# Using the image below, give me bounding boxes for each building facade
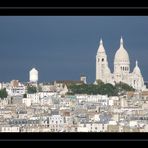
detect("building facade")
[95,37,146,90]
[29,68,38,83]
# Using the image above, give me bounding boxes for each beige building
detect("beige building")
[95,37,146,90]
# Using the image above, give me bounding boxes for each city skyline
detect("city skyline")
[0,16,148,83]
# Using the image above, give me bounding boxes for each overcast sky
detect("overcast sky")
[0,16,148,83]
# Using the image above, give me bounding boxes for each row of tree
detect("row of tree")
[67,81,135,96]
[0,81,135,99]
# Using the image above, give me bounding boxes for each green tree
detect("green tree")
[67,82,134,96]
[96,79,104,85]
[27,86,37,94]
[23,94,27,98]
[115,82,135,95]
[0,88,8,99]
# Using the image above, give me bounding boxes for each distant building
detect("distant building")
[10,80,19,87]
[53,80,84,86]
[29,68,38,83]
[1,126,20,132]
[80,74,87,84]
[6,80,25,96]
[95,37,146,90]
[48,115,64,132]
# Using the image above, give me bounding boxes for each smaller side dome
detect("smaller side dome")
[133,61,141,75]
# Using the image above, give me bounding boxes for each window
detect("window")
[102,58,104,62]
[98,58,99,62]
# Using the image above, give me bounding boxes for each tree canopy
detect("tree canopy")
[67,81,134,96]
[27,86,37,94]
[0,88,8,99]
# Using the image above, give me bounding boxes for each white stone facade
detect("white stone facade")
[77,123,108,132]
[1,126,20,132]
[48,115,65,132]
[29,68,38,83]
[96,37,146,90]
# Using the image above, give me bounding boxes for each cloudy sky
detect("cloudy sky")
[0,16,148,83]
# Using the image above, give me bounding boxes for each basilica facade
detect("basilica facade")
[95,37,146,91]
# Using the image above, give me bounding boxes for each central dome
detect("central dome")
[114,37,129,63]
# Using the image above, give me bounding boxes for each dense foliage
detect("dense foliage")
[23,94,27,98]
[67,81,134,96]
[27,86,37,94]
[0,88,8,99]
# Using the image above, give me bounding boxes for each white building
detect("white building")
[40,97,53,106]
[80,75,87,84]
[95,37,146,90]
[76,94,109,106]
[22,98,32,107]
[6,85,25,96]
[77,123,108,132]
[1,126,20,132]
[27,93,40,104]
[59,85,68,95]
[48,115,65,132]
[29,68,38,83]
[0,98,9,107]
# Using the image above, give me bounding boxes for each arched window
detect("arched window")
[98,58,99,62]
[102,58,104,62]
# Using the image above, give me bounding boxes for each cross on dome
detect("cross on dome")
[120,36,123,46]
[100,38,103,45]
[136,60,138,67]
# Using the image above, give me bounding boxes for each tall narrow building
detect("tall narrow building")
[96,39,112,83]
[29,68,38,83]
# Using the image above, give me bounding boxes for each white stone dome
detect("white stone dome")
[114,37,129,63]
[133,61,141,75]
